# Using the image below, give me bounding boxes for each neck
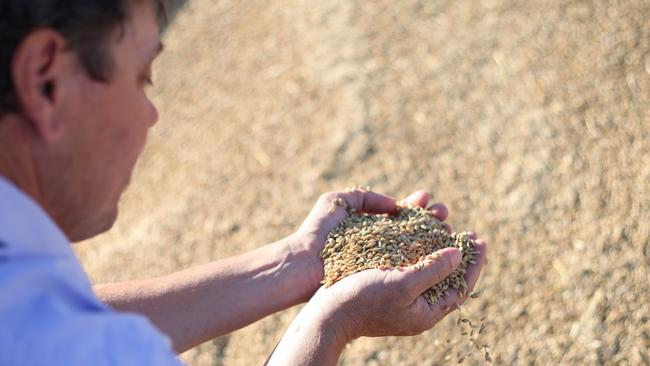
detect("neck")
[0,115,44,207]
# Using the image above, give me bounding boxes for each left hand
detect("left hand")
[289,189,451,293]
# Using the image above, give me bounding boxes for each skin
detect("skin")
[0,2,488,362]
[0,3,161,241]
[265,192,487,365]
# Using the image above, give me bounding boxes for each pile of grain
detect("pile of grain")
[321,202,478,304]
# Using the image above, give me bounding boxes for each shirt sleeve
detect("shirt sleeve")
[0,250,184,366]
[2,311,183,366]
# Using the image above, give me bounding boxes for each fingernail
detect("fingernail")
[424,192,432,205]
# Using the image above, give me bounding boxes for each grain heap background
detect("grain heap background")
[75,0,650,365]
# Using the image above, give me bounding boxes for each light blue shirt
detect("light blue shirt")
[0,177,183,366]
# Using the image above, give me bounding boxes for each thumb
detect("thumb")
[396,247,462,298]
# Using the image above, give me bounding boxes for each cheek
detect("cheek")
[108,96,152,165]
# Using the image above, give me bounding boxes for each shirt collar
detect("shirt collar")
[0,175,71,257]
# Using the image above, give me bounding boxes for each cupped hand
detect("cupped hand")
[290,189,451,290]
[309,235,487,342]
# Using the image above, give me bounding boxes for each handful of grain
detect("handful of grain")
[321,204,477,304]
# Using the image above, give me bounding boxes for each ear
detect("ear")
[11,29,72,143]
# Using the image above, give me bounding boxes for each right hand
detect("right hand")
[308,236,487,343]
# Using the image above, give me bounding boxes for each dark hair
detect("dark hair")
[0,0,166,116]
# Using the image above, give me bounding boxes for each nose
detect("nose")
[148,99,159,127]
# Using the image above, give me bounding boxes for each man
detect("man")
[0,0,487,365]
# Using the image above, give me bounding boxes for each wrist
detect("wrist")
[302,297,351,352]
[307,288,359,345]
[285,233,325,294]
[267,296,349,366]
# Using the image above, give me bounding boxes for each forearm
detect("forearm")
[265,299,348,366]
[94,234,321,353]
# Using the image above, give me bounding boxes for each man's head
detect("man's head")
[0,0,166,242]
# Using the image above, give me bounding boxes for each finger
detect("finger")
[427,202,448,222]
[396,247,462,297]
[305,191,397,237]
[401,190,431,208]
[463,238,487,294]
[467,231,478,240]
[429,289,464,321]
[336,190,397,214]
[427,238,486,318]
[442,222,453,234]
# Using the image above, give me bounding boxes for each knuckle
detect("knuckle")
[430,255,454,284]
[442,254,455,273]
[435,255,454,280]
[431,269,446,285]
